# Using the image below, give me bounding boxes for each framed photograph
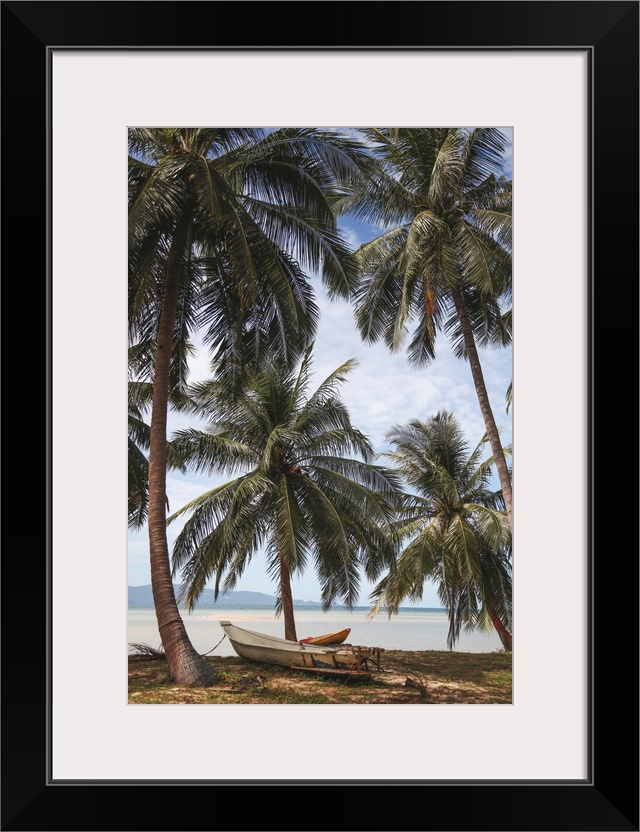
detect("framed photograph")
[3,1,637,830]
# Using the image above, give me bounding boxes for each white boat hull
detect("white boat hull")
[219,621,382,671]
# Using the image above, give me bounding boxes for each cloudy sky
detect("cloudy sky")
[128,130,513,608]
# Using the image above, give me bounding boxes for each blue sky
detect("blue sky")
[128,129,513,608]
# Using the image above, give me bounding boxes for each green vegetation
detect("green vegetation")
[128,650,512,705]
[341,128,513,529]
[128,128,367,686]
[128,127,513,689]
[167,346,403,642]
[371,410,512,650]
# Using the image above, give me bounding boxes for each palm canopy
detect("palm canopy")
[340,127,514,532]
[167,345,403,640]
[370,409,512,650]
[129,127,368,387]
[343,127,512,364]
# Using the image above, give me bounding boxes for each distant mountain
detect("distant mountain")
[128,584,321,609]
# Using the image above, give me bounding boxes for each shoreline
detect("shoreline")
[129,605,504,655]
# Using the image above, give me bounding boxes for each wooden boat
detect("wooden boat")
[299,627,351,646]
[219,620,383,672]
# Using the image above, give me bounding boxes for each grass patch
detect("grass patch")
[128,649,511,705]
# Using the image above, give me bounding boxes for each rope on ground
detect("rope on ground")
[201,634,227,656]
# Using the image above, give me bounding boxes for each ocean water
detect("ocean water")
[128,605,505,655]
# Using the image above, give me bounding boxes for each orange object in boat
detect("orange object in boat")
[299,627,351,646]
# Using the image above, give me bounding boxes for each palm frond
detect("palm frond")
[170,428,259,476]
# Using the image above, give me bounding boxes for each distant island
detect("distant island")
[128,584,322,609]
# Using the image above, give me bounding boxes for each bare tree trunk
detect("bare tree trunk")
[279,556,298,641]
[147,230,217,686]
[451,285,513,532]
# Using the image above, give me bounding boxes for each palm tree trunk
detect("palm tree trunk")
[451,285,513,532]
[279,556,298,641]
[147,230,217,686]
[487,604,512,652]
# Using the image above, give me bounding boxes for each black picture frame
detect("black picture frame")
[2,2,638,830]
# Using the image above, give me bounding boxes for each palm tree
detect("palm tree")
[167,347,402,641]
[341,128,513,531]
[370,410,512,651]
[128,127,368,684]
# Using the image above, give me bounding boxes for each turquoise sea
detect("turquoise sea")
[128,605,505,655]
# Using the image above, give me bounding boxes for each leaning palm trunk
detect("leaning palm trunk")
[147,233,217,686]
[451,285,513,532]
[279,556,297,642]
[487,603,512,651]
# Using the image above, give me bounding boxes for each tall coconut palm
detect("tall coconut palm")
[128,127,368,684]
[167,347,402,641]
[370,410,512,651]
[341,128,513,531]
